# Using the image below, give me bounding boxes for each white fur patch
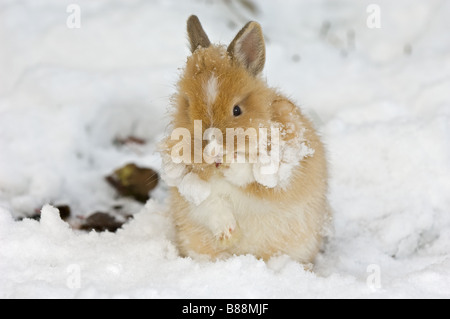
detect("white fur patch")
[204,75,218,108]
[224,163,255,187]
[189,192,236,240]
[178,172,211,206]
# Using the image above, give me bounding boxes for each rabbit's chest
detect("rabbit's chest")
[208,175,278,217]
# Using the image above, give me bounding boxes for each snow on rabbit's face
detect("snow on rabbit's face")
[166,16,275,170]
[173,46,274,168]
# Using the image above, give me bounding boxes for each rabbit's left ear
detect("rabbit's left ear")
[227,21,266,76]
[187,15,211,53]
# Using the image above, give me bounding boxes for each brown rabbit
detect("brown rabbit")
[160,15,331,264]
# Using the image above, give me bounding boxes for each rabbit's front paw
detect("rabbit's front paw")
[210,213,237,242]
[189,195,238,243]
[216,223,236,241]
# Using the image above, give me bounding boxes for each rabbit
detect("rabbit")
[160,15,331,264]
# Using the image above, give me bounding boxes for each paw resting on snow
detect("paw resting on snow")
[210,211,237,242]
[189,194,237,243]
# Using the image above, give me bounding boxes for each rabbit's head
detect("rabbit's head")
[170,15,278,174]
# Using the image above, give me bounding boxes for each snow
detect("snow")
[251,125,316,189]
[1,0,450,298]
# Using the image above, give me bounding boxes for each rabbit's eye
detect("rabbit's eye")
[233,105,242,117]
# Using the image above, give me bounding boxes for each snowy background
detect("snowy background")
[1,0,450,298]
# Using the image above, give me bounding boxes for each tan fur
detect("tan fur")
[162,16,331,264]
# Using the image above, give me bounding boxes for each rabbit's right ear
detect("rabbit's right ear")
[187,15,211,53]
[227,21,265,76]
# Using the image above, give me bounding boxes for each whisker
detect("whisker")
[144,171,161,187]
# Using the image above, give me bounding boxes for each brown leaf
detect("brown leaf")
[79,212,124,233]
[105,163,159,203]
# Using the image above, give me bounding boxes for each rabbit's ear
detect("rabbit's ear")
[187,15,211,53]
[228,21,265,76]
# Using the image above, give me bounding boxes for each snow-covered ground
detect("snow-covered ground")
[1,0,450,298]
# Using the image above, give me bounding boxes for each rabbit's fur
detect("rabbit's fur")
[161,16,331,263]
